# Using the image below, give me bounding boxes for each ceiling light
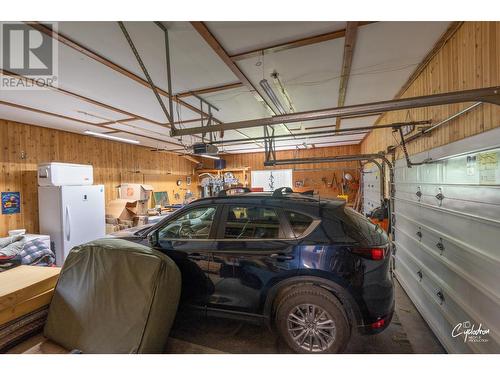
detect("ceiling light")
[199,154,221,160]
[259,79,287,115]
[84,130,140,144]
[271,71,296,113]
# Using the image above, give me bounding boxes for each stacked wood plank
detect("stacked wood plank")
[0,266,60,352]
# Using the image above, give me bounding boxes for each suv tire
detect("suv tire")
[275,285,350,353]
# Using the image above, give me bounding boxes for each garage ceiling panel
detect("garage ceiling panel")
[345,22,450,105]
[340,115,381,129]
[181,86,269,123]
[0,86,125,124]
[205,21,346,56]
[108,131,179,149]
[237,38,344,113]
[107,121,173,140]
[54,42,199,124]
[58,21,238,94]
[0,103,107,135]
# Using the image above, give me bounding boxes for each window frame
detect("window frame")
[283,210,321,239]
[216,204,295,241]
[155,204,221,242]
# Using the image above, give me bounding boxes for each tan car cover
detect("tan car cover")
[44,238,181,353]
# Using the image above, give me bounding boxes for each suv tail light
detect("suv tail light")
[371,318,386,329]
[350,246,388,260]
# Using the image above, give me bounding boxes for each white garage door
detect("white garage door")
[251,169,293,191]
[393,128,500,353]
[362,163,382,215]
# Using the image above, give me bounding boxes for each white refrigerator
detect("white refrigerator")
[38,185,105,266]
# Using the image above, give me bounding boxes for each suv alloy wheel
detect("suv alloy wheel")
[275,285,350,353]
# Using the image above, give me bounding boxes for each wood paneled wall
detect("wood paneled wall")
[361,21,500,158]
[224,145,361,198]
[0,120,195,236]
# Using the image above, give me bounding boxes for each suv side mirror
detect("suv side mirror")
[147,231,159,248]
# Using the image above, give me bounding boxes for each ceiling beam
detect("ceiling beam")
[118,21,173,127]
[25,22,261,148]
[0,69,192,131]
[171,86,500,136]
[287,113,384,131]
[24,22,223,125]
[208,121,429,145]
[171,137,360,153]
[229,21,375,62]
[190,22,258,93]
[0,100,100,126]
[190,21,294,139]
[106,116,206,126]
[335,22,359,130]
[181,154,201,164]
[175,82,244,98]
[98,117,136,126]
[0,100,182,147]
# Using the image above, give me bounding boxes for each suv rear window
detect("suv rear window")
[285,211,314,237]
[224,206,282,239]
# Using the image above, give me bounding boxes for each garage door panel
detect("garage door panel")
[395,226,500,333]
[393,139,500,353]
[396,197,500,257]
[395,211,500,296]
[396,243,500,353]
[395,254,469,353]
[395,182,500,222]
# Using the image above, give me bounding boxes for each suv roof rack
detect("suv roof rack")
[218,187,251,197]
[272,187,294,197]
[272,187,316,198]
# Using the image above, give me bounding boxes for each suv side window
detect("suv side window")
[285,211,314,237]
[158,206,216,240]
[224,206,283,239]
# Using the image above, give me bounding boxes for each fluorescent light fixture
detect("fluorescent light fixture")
[84,130,140,144]
[199,154,220,160]
[272,71,296,113]
[259,79,287,115]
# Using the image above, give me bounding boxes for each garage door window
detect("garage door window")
[158,206,216,240]
[224,206,282,239]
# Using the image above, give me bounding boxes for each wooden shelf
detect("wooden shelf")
[196,167,249,174]
[196,167,250,188]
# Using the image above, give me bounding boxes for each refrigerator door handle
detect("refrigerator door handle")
[65,205,71,241]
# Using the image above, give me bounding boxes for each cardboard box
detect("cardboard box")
[106,199,149,230]
[133,215,149,227]
[119,184,153,202]
[106,199,136,221]
[126,200,148,216]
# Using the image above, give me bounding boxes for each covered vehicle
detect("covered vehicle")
[44,238,181,353]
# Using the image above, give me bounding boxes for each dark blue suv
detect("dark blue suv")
[112,188,394,353]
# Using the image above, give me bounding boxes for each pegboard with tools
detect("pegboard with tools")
[293,168,360,201]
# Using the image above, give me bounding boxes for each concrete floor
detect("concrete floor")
[166,278,446,354]
[8,277,445,354]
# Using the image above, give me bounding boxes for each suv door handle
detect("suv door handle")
[188,253,205,260]
[269,253,294,261]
